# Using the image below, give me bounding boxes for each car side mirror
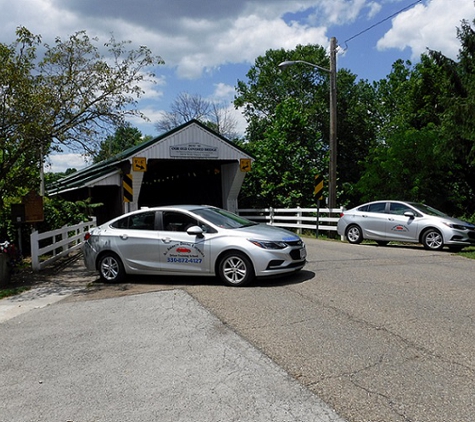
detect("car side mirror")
[187,225,204,237]
[404,211,415,218]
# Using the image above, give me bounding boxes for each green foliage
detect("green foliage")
[240,99,325,208]
[93,124,149,163]
[36,197,102,232]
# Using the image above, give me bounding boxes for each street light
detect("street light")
[278,37,337,209]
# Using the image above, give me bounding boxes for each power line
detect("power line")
[342,0,423,50]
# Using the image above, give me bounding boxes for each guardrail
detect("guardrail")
[30,218,96,271]
[237,207,343,234]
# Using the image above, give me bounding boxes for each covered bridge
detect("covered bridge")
[48,120,253,224]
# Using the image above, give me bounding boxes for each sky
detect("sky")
[1,0,474,172]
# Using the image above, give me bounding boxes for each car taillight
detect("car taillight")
[84,232,91,241]
[339,212,345,218]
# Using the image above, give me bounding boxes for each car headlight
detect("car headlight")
[248,239,288,249]
[442,222,468,230]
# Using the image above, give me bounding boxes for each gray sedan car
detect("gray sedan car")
[83,205,306,286]
[337,200,475,251]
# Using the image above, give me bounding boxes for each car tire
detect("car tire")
[218,252,254,287]
[346,225,363,244]
[99,253,126,283]
[422,229,444,250]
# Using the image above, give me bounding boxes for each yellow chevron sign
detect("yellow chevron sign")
[123,173,133,202]
[314,174,324,200]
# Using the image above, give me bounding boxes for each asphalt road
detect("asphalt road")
[180,239,475,422]
[2,238,474,421]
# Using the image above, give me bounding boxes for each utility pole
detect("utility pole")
[328,36,337,210]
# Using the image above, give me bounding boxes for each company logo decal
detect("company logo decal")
[176,247,191,253]
[391,225,409,232]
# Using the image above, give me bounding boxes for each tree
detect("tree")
[234,44,378,207]
[357,17,475,216]
[428,18,475,214]
[0,27,163,208]
[93,124,152,163]
[155,92,239,139]
[240,98,326,208]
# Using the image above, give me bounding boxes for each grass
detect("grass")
[0,286,31,300]
[457,246,475,259]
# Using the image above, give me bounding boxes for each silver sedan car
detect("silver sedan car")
[337,200,475,251]
[83,205,306,286]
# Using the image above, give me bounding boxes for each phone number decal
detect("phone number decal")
[167,257,203,264]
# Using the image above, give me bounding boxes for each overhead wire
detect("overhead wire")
[342,0,423,50]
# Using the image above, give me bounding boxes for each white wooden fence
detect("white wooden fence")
[237,207,343,234]
[30,218,96,271]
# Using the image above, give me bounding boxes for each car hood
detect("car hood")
[236,223,302,242]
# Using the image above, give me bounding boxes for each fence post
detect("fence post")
[269,207,274,225]
[30,230,40,271]
[296,207,302,235]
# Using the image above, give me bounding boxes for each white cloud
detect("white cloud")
[46,153,89,173]
[366,1,382,20]
[212,83,236,101]
[377,0,475,60]
[316,0,367,25]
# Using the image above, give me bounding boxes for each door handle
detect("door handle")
[120,234,128,240]
[161,237,171,243]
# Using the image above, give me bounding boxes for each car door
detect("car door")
[158,211,211,274]
[110,211,161,272]
[358,202,388,240]
[385,202,419,241]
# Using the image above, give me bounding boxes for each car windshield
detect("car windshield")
[192,207,257,229]
[410,203,448,217]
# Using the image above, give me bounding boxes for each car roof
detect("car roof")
[103,205,215,225]
[147,204,215,212]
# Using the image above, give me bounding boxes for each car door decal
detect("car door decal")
[164,241,205,264]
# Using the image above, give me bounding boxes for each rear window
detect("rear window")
[358,203,386,213]
[111,211,156,230]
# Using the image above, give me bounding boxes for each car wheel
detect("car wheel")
[218,252,254,287]
[422,229,444,250]
[376,241,389,246]
[346,225,363,244]
[99,253,126,283]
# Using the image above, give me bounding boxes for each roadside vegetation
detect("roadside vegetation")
[458,246,475,259]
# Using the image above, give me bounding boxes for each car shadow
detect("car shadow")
[253,270,315,287]
[89,269,315,290]
[363,242,458,252]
